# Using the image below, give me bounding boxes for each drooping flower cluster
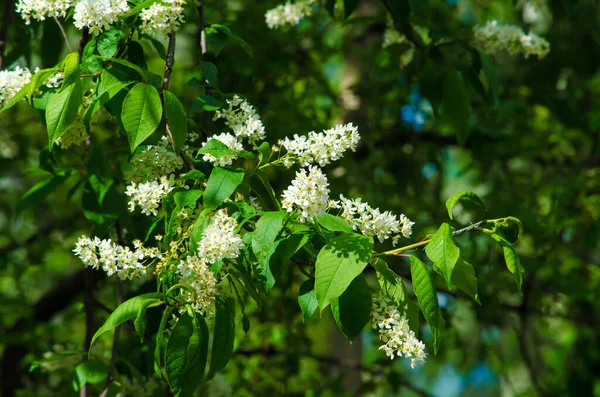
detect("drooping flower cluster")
[125,136,184,183]
[279,123,360,167]
[213,95,266,145]
[176,254,218,315]
[73,236,161,279]
[335,195,414,245]
[265,0,316,29]
[0,67,32,107]
[201,132,244,167]
[282,166,330,223]
[16,0,74,25]
[73,0,130,36]
[371,293,426,368]
[473,20,550,59]
[139,0,186,37]
[55,115,88,148]
[125,176,174,216]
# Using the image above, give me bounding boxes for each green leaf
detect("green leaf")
[261,233,308,293]
[75,360,108,388]
[205,27,229,57]
[87,141,113,205]
[174,190,203,210]
[317,213,353,233]
[179,313,209,396]
[256,141,271,167]
[315,233,374,310]
[122,82,163,152]
[442,69,472,145]
[331,273,371,341]
[97,27,125,58]
[178,170,206,183]
[61,52,80,88]
[489,233,524,294]
[445,190,486,220]
[155,306,173,380]
[17,173,70,213]
[46,80,83,148]
[425,223,460,289]
[448,258,480,304]
[192,95,222,111]
[298,279,318,322]
[164,90,188,154]
[27,68,60,101]
[197,139,237,158]
[121,0,156,18]
[212,24,253,57]
[90,293,164,350]
[134,298,164,342]
[372,258,406,306]
[201,61,218,85]
[206,296,236,381]
[92,56,148,80]
[343,0,360,18]
[203,167,245,210]
[252,211,286,267]
[410,255,445,354]
[0,81,29,113]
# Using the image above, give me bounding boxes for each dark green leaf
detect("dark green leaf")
[442,69,472,145]
[343,0,360,18]
[134,298,164,341]
[425,223,460,289]
[372,258,406,306]
[122,82,163,152]
[331,273,371,341]
[212,24,253,57]
[203,167,245,209]
[445,190,486,220]
[164,90,188,154]
[46,80,83,148]
[178,313,209,396]
[315,233,374,310]
[205,27,228,57]
[201,61,218,85]
[75,360,108,388]
[87,141,113,205]
[410,255,445,353]
[17,173,70,213]
[192,95,222,111]
[206,296,236,381]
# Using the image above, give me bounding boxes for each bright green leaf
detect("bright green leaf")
[122,82,163,152]
[298,279,318,322]
[448,258,480,304]
[174,190,203,210]
[203,167,244,209]
[97,28,125,58]
[75,360,108,388]
[61,52,80,88]
[372,258,407,306]
[425,223,460,289]
[164,90,188,154]
[489,233,524,294]
[46,80,83,148]
[317,213,353,233]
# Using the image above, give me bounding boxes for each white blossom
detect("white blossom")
[213,95,266,145]
[73,235,161,279]
[473,20,550,59]
[201,132,243,167]
[371,293,426,368]
[139,0,186,37]
[73,0,130,36]
[16,0,74,25]
[280,123,360,167]
[265,0,316,29]
[125,136,184,183]
[176,254,218,315]
[197,209,244,264]
[338,195,414,245]
[125,176,174,216]
[0,67,32,107]
[281,166,329,223]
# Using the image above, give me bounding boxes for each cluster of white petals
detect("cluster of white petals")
[371,293,426,368]
[265,0,316,29]
[74,236,161,279]
[56,115,88,148]
[73,0,130,36]
[125,176,174,216]
[282,166,330,222]
[16,0,74,24]
[176,254,218,315]
[125,136,184,183]
[0,67,32,107]
[197,209,245,264]
[213,95,266,145]
[335,195,414,245]
[201,132,244,167]
[280,123,360,167]
[139,0,186,37]
[473,20,550,59]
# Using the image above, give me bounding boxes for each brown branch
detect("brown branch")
[0,0,12,69]
[53,16,73,53]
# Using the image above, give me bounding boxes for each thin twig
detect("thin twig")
[0,0,12,69]
[53,16,73,53]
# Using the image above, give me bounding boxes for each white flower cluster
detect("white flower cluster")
[16,0,74,25]
[139,0,186,37]
[335,195,414,245]
[371,293,426,368]
[282,166,330,223]
[73,0,130,36]
[213,95,266,145]
[197,209,245,264]
[473,20,550,59]
[0,67,32,107]
[265,0,316,29]
[73,236,161,279]
[56,115,88,148]
[279,123,360,167]
[176,254,218,315]
[125,136,184,183]
[201,132,243,167]
[125,176,174,216]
